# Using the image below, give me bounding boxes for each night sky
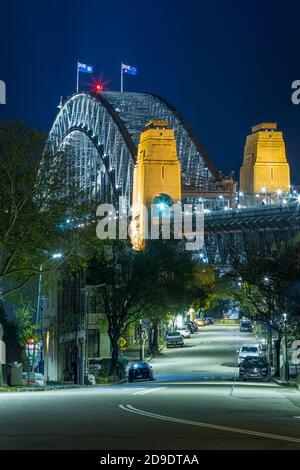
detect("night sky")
[1,0,300,182]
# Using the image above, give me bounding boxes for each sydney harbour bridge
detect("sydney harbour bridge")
[47,90,234,204]
[47,90,300,261]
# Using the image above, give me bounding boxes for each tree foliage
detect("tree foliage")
[84,238,210,375]
[0,121,94,297]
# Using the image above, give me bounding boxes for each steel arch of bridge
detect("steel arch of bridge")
[47,91,219,203]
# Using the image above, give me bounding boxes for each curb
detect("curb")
[0,384,85,393]
[272,378,299,389]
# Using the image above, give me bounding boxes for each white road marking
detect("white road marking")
[119,404,300,444]
[134,387,166,396]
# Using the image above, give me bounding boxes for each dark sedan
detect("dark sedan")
[128,362,154,382]
[239,356,271,381]
[240,321,253,332]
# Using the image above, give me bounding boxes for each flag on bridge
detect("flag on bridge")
[121,63,137,75]
[76,61,94,92]
[78,62,94,73]
[121,63,137,92]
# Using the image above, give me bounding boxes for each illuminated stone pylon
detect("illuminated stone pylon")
[239,123,290,204]
[131,120,181,250]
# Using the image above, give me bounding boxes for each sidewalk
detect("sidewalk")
[122,343,152,363]
[272,377,300,389]
[0,383,83,393]
[122,342,165,364]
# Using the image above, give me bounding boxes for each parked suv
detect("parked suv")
[239,357,271,381]
[177,327,191,338]
[166,331,184,348]
[240,321,253,333]
[237,343,264,365]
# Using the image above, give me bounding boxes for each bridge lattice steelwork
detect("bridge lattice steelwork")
[47,91,220,203]
[204,203,300,264]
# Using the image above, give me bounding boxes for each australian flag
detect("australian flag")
[122,63,137,75]
[78,62,94,73]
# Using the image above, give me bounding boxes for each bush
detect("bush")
[96,358,128,383]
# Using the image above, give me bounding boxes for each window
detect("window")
[161,165,165,182]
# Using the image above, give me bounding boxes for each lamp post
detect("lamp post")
[36,253,62,378]
[283,313,289,383]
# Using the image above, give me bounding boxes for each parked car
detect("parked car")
[239,356,271,381]
[22,372,46,387]
[190,321,199,332]
[166,331,184,348]
[185,323,194,334]
[240,321,253,333]
[237,343,264,365]
[228,312,239,320]
[204,317,214,325]
[177,327,191,338]
[128,362,153,382]
[198,319,206,327]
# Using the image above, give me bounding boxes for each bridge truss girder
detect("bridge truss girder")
[47,91,220,205]
[204,204,300,264]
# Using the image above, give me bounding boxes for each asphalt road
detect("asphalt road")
[0,326,300,450]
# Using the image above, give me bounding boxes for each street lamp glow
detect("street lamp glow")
[261,187,267,193]
[52,253,62,259]
[276,189,282,195]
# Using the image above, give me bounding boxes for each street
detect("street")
[0,327,300,450]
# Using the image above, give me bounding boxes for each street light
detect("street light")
[283,313,289,383]
[52,253,63,259]
[36,252,63,377]
[36,252,63,325]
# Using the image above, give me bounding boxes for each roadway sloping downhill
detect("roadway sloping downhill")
[0,326,299,450]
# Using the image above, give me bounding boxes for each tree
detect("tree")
[227,241,300,375]
[0,297,19,386]
[85,238,208,377]
[15,303,41,378]
[0,121,93,297]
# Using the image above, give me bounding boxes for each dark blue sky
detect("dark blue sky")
[1,0,300,182]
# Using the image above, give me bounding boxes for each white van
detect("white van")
[237,343,264,365]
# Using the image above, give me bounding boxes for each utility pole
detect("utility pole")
[283,314,289,382]
[139,320,143,361]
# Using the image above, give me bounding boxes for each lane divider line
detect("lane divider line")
[134,387,166,396]
[119,404,300,444]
